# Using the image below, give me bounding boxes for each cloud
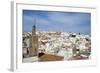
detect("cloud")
[23,14,51,32]
[23,10,91,35]
[37,18,50,25]
[46,12,90,26]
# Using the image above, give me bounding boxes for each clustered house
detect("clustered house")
[22,20,91,62]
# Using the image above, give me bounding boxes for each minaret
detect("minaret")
[30,19,38,57]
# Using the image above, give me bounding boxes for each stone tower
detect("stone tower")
[30,20,38,57]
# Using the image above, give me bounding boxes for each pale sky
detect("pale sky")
[23,10,91,35]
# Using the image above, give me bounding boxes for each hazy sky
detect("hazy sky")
[23,10,91,35]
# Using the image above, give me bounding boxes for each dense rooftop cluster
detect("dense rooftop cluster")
[23,32,91,61]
